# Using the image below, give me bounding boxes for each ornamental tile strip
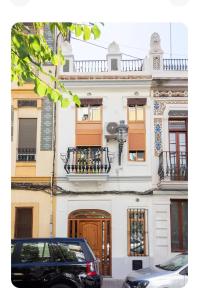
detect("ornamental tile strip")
[40,98,53,151]
[154,118,163,156]
[154,99,188,115]
[154,100,166,115]
[152,89,188,98]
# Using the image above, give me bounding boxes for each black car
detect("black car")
[11,238,102,288]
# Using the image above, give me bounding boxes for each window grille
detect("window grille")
[128,209,148,256]
[18,100,37,108]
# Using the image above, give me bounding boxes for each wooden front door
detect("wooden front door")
[68,210,111,276]
[15,207,33,238]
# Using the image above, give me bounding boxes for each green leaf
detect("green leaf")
[73,94,81,106]
[51,54,59,65]
[61,98,70,108]
[75,24,82,37]
[34,79,47,97]
[30,37,41,52]
[50,89,60,102]
[83,25,91,40]
[91,25,101,39]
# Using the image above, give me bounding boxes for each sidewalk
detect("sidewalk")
[102,278,124,288]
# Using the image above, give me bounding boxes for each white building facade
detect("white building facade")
[55,33,188,279]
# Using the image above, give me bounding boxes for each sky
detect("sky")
[70,23,187,60]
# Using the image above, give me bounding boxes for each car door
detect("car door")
[12,241,57,288]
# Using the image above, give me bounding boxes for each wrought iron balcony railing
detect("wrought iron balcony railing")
[158,151,188,181]
[16,148,36,161]
[63,147,111,174]
[163,59,188,71]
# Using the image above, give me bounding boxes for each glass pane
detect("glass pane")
[90,106,101,121]
[129,107,136,121]
[136,106,144,121]
[137,151,145,161]
[130,221,144,255]
[179,133,186,153]
[169,133,176,152]
[77,107,89,121]
[171,202,180,251]
[129,151,136,161]
[20,242,50,263]
[58,243,86,262]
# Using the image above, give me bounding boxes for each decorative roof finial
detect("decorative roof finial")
[149,32,163,54]
[108,41,121,54]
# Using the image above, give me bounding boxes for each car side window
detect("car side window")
[180,266,188,276]
[20,242,51,263]
[58,243,86,262]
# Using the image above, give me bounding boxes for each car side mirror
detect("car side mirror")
[180,267,188,276]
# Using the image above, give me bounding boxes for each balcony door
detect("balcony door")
[68,209,111,276]
[169,119,188,180]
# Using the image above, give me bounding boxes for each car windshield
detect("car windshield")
[156,254,188,271]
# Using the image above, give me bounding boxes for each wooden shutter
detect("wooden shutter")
[18,118,37,148]
[15,208,33,238]
[127,98,147,106]
[80,98,102,106]
[76,122,102,146]
[76,134,101,146]
[129,132,145,151]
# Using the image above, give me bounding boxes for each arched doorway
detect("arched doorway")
[68,209,111,276]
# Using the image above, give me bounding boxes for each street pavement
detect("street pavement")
[102,278,124,288]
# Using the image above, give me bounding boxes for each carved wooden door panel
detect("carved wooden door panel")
[79,221,102,263]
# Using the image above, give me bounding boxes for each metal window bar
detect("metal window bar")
[17,148,36,161]
[129,209,147,256]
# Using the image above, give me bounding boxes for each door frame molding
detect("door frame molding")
[68,209,112,276]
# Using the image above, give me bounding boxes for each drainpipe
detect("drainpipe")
[51,28,71,237]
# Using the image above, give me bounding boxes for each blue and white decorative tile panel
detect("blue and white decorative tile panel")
[154,118,163,156]
[154,100,166,115]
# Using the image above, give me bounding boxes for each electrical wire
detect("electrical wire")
[71,36,187,59]
[71,37,142,59]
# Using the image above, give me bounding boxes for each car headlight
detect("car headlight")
[127,280,149,288]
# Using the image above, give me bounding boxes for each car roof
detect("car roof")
[12,238,87,243]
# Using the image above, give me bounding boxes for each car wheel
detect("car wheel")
[51,284,70,288]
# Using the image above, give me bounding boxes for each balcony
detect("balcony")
[72,59,144,73]
[16,148,36,161]
[163,59,188,71]
[62,147,111,180]
[158,151,188,190]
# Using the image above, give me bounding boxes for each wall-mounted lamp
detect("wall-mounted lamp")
[116,120,128,165]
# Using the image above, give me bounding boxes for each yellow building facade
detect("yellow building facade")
[11,83,56,238]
